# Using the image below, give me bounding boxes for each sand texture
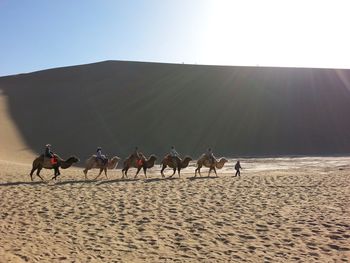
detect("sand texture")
[1,61,350,262]
[1,157,349,262]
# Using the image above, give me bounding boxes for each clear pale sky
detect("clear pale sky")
[1,0,349,76]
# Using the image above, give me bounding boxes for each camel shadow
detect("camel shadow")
[0,177,139,187]
[0,181,46,186]
[188,176,218,181]
[54,179,98,186]
[96,178,139,185]
[144,177,179,183]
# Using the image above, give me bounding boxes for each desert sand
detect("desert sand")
[1,61,350,262]
[0,157,349,262]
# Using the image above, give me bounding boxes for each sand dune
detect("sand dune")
[0,93,34,162]
[0,158,349,262]
[1,61,350,164]
[1,61,350,262]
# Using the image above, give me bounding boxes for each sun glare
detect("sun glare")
[198,0,350,68]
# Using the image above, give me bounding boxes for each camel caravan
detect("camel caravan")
[29,145,234,181]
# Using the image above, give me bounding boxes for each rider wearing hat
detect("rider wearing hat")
[45,144,54,158]
[96,147,108,165]
[170,146,180,168]
[44,144,59,174]
[132,147,143,166]
[206,147,215,164]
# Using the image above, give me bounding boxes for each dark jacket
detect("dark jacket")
[45,147,54,158]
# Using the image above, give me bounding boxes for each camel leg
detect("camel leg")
[94,168,103,180]
[52,167,61,180]
[104,168,108,179]
[169,167,176,178]
[213,167,217,177]
[36,166,44,181]
[208,167,211,177]
[177,167,181,178]
[160,165,166,178]
[135,167,142,179]
[195,166,202,177]
[30,167,37,181]
[121,167,129,178]
[143,167,147,178]
[52,169,56,180]
[83,168,88,180]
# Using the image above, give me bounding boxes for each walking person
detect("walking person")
[234,160,242,177]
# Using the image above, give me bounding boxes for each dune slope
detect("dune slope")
[1,61,350,162]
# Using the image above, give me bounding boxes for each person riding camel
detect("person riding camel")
[206,148,215,165]
[170,146,180,168]
[44,144,59,175]
[96,147,108,165]
[45,144,54,158]
[132,147,143,166]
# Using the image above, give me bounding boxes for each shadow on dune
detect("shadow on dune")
[1,60,350,162]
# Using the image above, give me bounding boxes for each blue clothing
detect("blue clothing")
[45,147,54,158]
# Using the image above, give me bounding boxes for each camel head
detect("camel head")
[60,156,79,169]
[219,157,228,164]
[216,157,228,169]
[179,156,192,168]
[108,156,121,169]
[148,154,157,161]
[183,156,193,162]
[182,156,193,165]
[67,156,80,163]
[110,156,121,162]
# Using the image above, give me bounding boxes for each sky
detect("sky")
[1,0,350,76]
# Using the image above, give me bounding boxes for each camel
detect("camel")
[122,153,157,178]
[30,154,79,181]
[195,155,228,177]
[83,156,120,180]
[160,155,192,178]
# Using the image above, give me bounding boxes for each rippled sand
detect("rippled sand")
[0,157,349,262]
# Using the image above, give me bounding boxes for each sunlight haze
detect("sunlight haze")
[1,0,349,76]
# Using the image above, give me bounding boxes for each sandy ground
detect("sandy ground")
[0,157,349,262]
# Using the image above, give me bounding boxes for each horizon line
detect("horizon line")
[2,59,350,78]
